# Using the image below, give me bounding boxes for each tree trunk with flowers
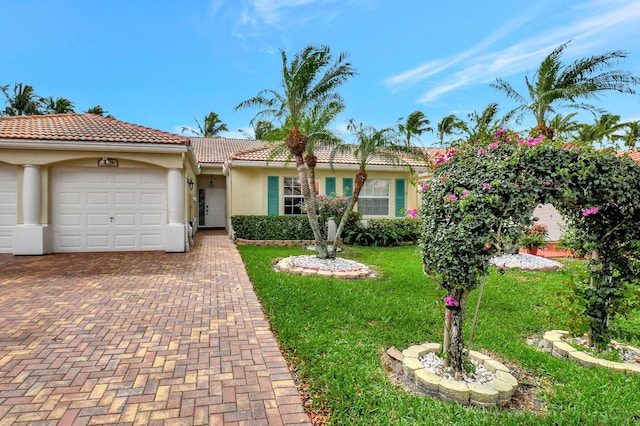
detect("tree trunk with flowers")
[443,290,468,372]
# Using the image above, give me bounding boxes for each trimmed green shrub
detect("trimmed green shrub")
[231,215,314,240]
[343,218,420,246]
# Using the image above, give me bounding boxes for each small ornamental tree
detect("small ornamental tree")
[421,129,640,374]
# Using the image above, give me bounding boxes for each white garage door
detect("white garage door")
[52,167,167,252]
[0,165,17,253]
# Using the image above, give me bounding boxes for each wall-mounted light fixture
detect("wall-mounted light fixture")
[187,177,195,190]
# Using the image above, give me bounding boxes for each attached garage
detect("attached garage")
[0,164,17,253]
[52,167,167,252]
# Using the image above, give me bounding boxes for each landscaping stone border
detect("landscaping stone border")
[401,343,518,406]
[235,238,317,247]
[274,256,373,279]
[541,330,640,376]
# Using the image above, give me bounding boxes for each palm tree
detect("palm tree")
[1,82,42,116]
[460,103,511,143]
[437,114,466,145]
[235,44,356,259]
[548,113,582,141]
[491,41,640,139]
[44,96,75,114]
[329,120,430,255]
[182,112,228,137]
[85,105,114,118]
[577,114,626,147]
[239,120,276,140]
[618,121,640,148]
[397,111,433,145]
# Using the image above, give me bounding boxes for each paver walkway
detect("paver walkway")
[0,230,310,425]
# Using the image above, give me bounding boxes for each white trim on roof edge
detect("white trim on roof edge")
[0,140,189,153]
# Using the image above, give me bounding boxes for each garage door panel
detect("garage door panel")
[114,192,136,206]
[53,168,167,252]
[87,234,110,250]
[115,214,136,226]
[56,235,83,251]
[87,214,110,226]
[114,234,136,249]
[0,165,17,253]
[141,234,163,247]
[141,213,163,226]
[58,213,83,227]
[87,192,110,206]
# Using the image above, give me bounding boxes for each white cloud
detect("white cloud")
[387,0,640,104]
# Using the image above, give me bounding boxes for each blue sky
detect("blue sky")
[2,0,639,145]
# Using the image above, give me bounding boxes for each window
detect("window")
[283,177,303,215]
[283,177,319,215]
[358,179,389,216]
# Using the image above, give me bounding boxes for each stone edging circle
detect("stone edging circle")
[274,256,373,279]
[541,330,640,375]
[401,343,518,406]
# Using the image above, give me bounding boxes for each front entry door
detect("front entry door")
[199,188,226,228]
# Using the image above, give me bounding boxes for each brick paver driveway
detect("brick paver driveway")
[0,231,310,425]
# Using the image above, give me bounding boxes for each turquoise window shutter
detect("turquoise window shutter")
[325,177,336,195]
[395,179,406,217]
[342,178,353,198]
[267,176,279,216]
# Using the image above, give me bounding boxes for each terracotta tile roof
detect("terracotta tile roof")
[230,143,434,168]
[190,137,269,164]
[0,114,189,145]
[618,149,640,163]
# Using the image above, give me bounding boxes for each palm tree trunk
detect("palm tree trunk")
[295,157,328,258]
[332,170,367,256]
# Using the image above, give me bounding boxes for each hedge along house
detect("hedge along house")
[0,114,198,255]
[189,138,431,234]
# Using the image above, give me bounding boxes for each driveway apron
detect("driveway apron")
[0,230,310,425]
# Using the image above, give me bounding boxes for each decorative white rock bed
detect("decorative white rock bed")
[540,330,640,375]
[274,255,374,279]
[401,343,518,406]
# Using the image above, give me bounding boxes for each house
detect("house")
[0,114,198,255]
[0,114,428,255]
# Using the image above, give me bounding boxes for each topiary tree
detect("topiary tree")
[420,129,640,374]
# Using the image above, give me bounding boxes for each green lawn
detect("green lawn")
[238,245,640,425]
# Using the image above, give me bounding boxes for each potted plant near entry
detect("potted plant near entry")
[520,224,548,255]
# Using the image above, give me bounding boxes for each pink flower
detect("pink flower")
[460,190,470,200]
[444,295,459,307]
[544,181,551,186]
[477,148,487,155]
[482,182,491,189]
[421,182,429,191]
[445,194,458,203]
[582,207,599,217]
[406,209,418,218]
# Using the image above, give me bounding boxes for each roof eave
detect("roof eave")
[0,139,189,153]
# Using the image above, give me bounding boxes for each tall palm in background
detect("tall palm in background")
[239,120,275,140]
[619,121,640,148]
[461,103,510,143]
[492,41,640,139]
[44,97,75,114]
[577,114,626,147]
[182,112,228,137]
[329,120,429,255]
[397,111,432,145]
[437,114,466,146]
[548,113,582,141]
[235,44,356,259]
[1,82,42,116]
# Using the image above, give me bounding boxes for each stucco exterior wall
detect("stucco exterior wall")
[227,164,420,218]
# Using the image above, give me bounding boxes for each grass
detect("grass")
[238,245,640,425]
